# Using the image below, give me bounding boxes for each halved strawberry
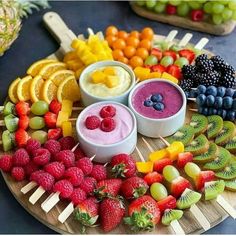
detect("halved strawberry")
[144,172,163,185]
[177,152,193,168]
[44,112,57,128]
[170,176,191,198]
[18,115,29,130]
[178,49,195,64]
[150,48,163,61]
[153,158,173,173]
[49,99,61,115]
[151,64,166,74]
[157,195,176,214]
[15,129,29,147]
[15,101,30,116]
[195,170,215,191]
[48,128,62,140]
[166,65,181,80]
[163,50,177,61]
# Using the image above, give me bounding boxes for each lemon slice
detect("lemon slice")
[17,75,33,101]
[8,77,21,103]
[57,76,80,102]
[49,69,75,86]
[39,62,67,80]
[27,59,58,77]
[42,80,58,104]
[30,75,44,102]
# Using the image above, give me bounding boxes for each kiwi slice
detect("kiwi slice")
[207,115,223,139]
[176,188,201,210]
[161,209,183,226]
[2,130,14,152]
[224,179,236,191]
[215,121,236,146]
[3,102,15,116]
[185,134,209,156]
[166,125,195,146]
[203,147,231,171]
[4,114,19,132]
[215,162,236,180]
[189,113,208,136]
[193,143,218,163]
[204,180,225,200]
[225,136,236,154]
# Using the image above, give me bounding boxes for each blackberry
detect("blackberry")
[198,71,220,87]
[221,64,235,74]
[220,72,236,88]
[179,79,194,92]
[182,65,196,79]
[195,54,214,72]
[210,55,226,71]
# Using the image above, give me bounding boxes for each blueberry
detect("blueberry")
[153,102,165,111]
[217,109,227,119]
[223,96,233,110]
[151,94,163,102]
[217,86,226,97]
[198,106,203,114]
[206,86,217,96]
[197,85,206,95]
[208,107,217,115]
[202,107,209,116]
[225,88,235,97]
[233,91,236,98]
[196,94,206,106]
[189,89,198,98]
[206,95,215,107]
[226,110,236,121]
[144,100,154,107]
[185,91,189,98]
[214,96,223,109]
[233,99,236,111]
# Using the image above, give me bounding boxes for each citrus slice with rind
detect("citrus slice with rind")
[39,62,67,80]
[27,59,58,77]
[49,69,75,86]
[42,80,58,104]
[57,76,80,102]
[17,75,33,101]
[30,75,44,102]
[8,77,21,103]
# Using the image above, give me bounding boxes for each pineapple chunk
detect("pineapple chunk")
[62,121,73,137]
[134,67,150,81]
[56,111,69,127]
[71,39,85,49]
[103,67,116,76]
[61,100,73,117]
[106,75,119,88]
[161,72,178,84]
[91,70,106,84]
[148,72,162,79]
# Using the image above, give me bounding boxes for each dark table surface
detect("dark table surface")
[0,1,236,234]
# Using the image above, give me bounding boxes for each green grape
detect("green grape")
[212,2,225,14]
[184,163,201,179]
[146,0,156,9]
[203,2,212,14]
[163,165,180,182]
[31,130,48,144]
[222,8,233,21]
[221,0,230,5]
[174,57,189,67]
[212,14,223,24]
[170,44,181,52]
[233,10,236,20]
[159,0,168,2]
[169,0,181,6]
[229,0,236,10]
[188,1,202,10]
[31,101,49,116]
[136,1,145,6]
[29,116,45,130]
[144,55,158,66]
[197,0,207,3]
[177,3,190,16]
[154,2,166,13]
[150,183,168,201]
[160,56,174,67]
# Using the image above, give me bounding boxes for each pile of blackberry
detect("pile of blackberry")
[180,54,236,92]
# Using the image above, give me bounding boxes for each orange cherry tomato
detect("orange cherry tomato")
[135,47,149,60]
[117,30,129,40]
[129,56,144,69]
[112,49,124,60]
[126,36,140,48]
[124,46,136,59]
[139,39,151,51]
[112,38,126,50]
[130,30,140,39]
[118,56,129,64]
[140,27,154,40]
[106,26,118,36]
[106,35,117,47]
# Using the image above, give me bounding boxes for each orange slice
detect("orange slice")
[39,62,67,80]
[30,75,44,102]
[17,75,33,101]
[42,80,58,104]
[49,69,75,86]
[8,77,21,103]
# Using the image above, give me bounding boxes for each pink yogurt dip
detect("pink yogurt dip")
[78,103,133,145]
[131,81,183,119]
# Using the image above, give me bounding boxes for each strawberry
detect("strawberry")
[15,129,29,147]
[111,153,136,178]
[179,49,195,64]
[124,195,161,231]
[144,172,163,185]
[99,196,125,232]
[120,176,148,199]
[166,65,181,80]
[166,4,177,15]
[151,64,166,73]
[15,101,30,116]
[177,152,193,168]
[163,50,177,61]
[18,115,29,130]
[48,128,62,140]
[157,195,176,214]
[44,112,57,128]
[195,170,215,191]
[150,48,162,61]
[191,9,204,22]
[49,99,61,115]
[153,158,173,173]
[170,176,191,198]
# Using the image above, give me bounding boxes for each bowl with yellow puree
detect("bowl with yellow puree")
[79,60,135,106]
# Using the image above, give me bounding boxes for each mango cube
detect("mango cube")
[134,67,150,81]
[62,121,73,137]
[63,51,78,62]
[103,67,116,76]
[91,71,106,84]
[56,111,69,128]
[75,66,86,79]
[136,161,153,174]
[71,39,85,49]
[61,99,73,117]
[161,72,178,84]
[149,149,169,162]
[106,75,119,88]
[166,141,184,161]
[148,72,162,79]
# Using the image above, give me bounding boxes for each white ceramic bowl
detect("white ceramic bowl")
[76,101,137,163]
[128,79,186,138]
[79,60,136,107]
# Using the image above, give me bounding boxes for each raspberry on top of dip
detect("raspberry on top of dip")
[131,81,183,119]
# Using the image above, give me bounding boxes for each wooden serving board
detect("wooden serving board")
[130,2,236,36]
[1,11,236,235]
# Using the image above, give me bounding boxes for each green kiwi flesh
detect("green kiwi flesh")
[215,162,236,180]
[193,143,218,163]
[3,102,15,116]
[161,209,183,226]
[225,136,236,154]
[189,114,208,136]
[4,114,19,132]
[207,115,223,139]
[224,179,236,191]
[204,180,225,200]
[2,130,14,152]
[215,121,235,146]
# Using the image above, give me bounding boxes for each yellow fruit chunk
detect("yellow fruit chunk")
[30,75,44,103]
[75,66,86,79]
[161,72,178,84]
[63,51,78,62]
[8,77,21,103]
[103,67,116,76]
[91,71,106,84]
[61,99,73,117]
[66,59,84,71]
[56,111,69,127]
[17,75,33,101]
[71,39,86,49]
[49,69,75,86]
[42,80,58,104]
[134,67,150,81]
[27,59,58,77]
[136,161,154,174]
[39,62,66,80]
[149,149,169,162]
[57,76,80,103]
[166,141,184,161]
[148,72,162,79]
[106,75,119,88]
[62,121,73,137]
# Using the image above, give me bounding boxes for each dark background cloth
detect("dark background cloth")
[0,1,235,234]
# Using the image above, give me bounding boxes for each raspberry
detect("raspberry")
[0,155,13,172]
[79,177,97,195]
[13,148,30,167]
[36,172,55,191]
[24,161,39,176]
[74,147,86,160]
[30,170,45,182]
[44,162,65,180]
[55,150,75,168]
[90,164,107,181]
[59,136,76,150]
[100,105,116,118]
[26,139,41,155]
[11,167,25,181]
[53,179,74,198]
[64,167,84,186]
[44,140,61,156]
[100,118,116,132]
[70,188,87,205]
[33,148,51,166]
[76,157,93,176]
[85,116,100,130]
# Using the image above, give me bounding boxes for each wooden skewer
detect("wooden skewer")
[165,30,178,42]
[188,98,197,102]
[178,33,193,47]
[194,37,209,50]
[141,137,154,152]
[189,109,198,112]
